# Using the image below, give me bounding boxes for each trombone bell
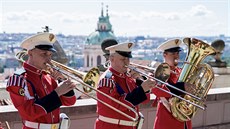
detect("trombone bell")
[82,67,100,93]
[50,60,100,93]
[154,63,171,82]
[129,62,171,82]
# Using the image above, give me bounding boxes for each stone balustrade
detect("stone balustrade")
[0,87,230,129]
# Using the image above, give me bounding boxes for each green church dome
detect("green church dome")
[85,4,116,45]
[85,31,116,45]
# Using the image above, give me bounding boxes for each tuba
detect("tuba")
[170,37,216,122]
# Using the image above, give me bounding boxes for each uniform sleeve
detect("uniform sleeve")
[34,91,62,113]
[134,78,151,104]
[6,75,61,121]
[53,79,77,106]
[166,82,185,95]
[97,78,135,112]
[60,90,76,106]
[140,92,151,104]
[125,86,147,106]
[135,78,143,86]
[160,68,185,96]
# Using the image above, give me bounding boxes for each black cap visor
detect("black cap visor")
[165,47,182,53]
[116,51,132,58]
[35,45,56,52]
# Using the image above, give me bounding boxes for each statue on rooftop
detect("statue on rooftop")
[208,39,227,67]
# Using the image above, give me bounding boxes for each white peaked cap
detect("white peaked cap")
[21,33,56,52]
[157,38,182,52]
[105,42,134,58]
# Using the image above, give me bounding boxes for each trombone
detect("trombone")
[127,63,205,110]
[15,50,139,122]
[130,62,177,74]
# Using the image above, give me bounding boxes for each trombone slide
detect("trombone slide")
[127,65,205,110]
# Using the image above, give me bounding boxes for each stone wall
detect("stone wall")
[212,67,230,88]
[0,87,230,129]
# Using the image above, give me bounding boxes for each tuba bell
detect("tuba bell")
[170,37,216,122]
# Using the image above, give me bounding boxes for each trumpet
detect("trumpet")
[15,50,139,122]
[127,63,205,110]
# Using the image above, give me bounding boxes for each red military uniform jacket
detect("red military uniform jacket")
[152,66,192,129]
[6,62,76,129]
[94,67,150,129]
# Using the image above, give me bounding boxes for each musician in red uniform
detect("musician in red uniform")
[152,39,193,129]
[6,33,77,129]
[94,42,156,129]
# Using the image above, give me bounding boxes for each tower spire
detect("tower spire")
[101,3,104,17]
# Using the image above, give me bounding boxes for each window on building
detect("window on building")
[97,55,101,66]
[87,55,89,67]
[91,57,93,67]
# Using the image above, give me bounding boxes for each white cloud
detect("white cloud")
[1,3,227,37]
[6,12,28,21]
[189,5,212,17]
[111,4,213,21]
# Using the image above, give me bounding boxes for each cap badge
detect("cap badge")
[128,43,132,48]
[49,34,55,42]
[19,88,25,96]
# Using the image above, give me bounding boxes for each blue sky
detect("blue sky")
[0,0,229,37]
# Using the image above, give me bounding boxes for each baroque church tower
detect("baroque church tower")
[83,3,116,71]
